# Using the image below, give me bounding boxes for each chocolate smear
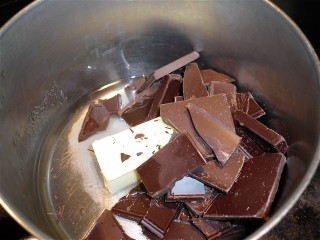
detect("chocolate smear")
[120,153,131,162]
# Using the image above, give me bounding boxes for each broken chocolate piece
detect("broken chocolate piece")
[78,103,111,142]
[143,221,206,240]
[98,94,122,114]
[208,82,236,95]
[186,103,241,164]
[160,94,235,159]
[120,86,158,126]
[137,133,206,198]
[204,153,286,219]
[112,184,151,221]
[166,176,206,202]
[184,187,220,217]
[139,51,200,93]
[175,206,192,222]
[148,74,182,119]
[141,199,181,238]
[120,153,131,163]
[83,209,132,240]
[190,152,245,193]
[233,110,288,154]
[127,76,147,92]
[191,218,233,240]
[183,63,208,100]
[200,69,235,84]
[236,92,265,119]
[236,126,266,160]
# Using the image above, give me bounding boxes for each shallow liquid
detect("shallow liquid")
[37,79,147,239]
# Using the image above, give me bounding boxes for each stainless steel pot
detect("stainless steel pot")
[1,0,319,239]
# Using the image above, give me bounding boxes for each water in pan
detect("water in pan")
[37,79,148,239]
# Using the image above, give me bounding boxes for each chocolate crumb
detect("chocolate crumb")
[135,133,145,139]
[137,152,143,156]
[121,153,131,162]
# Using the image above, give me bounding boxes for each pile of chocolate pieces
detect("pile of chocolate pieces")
[83,51,288,240]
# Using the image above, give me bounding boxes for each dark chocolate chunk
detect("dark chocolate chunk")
[112,185,151,221]
[78,103,111,142]
[233,110,288,154]
[120,86,158,126]
[184,187,220,217]
[148,74,182,119]
[208,82,238,112]
[186,103,241,165]
[138,51,199,93]
[236,92,265,119]
[191,217,233,240]
[236,126,266,160]
[208,82,236,95]
[127,76,147,91]
[160,95,235,159]
[137,133,206,198]
[143,221,206,240]
[190,152,245,193]
[183,63,208,100]
[141,199,181,238]
[120,153,131,163]
[166,176,206,202]
[204,153,286,219]
[175,206,192,222]
[83,209,132,240]
[200,69,235,84]
[98,94,122,114]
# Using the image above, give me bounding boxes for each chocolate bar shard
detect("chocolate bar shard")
[236,92,265,119]
[98,94,122,114]
[138,51,200,93]
[184,187,220,217]
[120,86,158,126]
[233,110,288,154]
[236,126,266,160]
[204,153,286,219]
[209,82,237,112]
[186,103,241,165]
[137,133,206,198]
[78,103,111,142]
[183,63,208,100]
[111,184,151,222]
[166,176,206,202]
[143,221,206,240]
[160,95,235,159]
[127,76,147,92]
[141,199,181,239]
[200,69,235,84]
[191,218,234,240]
[83,209,132,240]
[148,74,182,119]
[190,152,245,193]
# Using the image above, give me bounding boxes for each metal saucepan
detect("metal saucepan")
[0,0,319,239]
